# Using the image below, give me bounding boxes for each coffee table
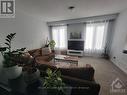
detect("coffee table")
[54,54,79,65]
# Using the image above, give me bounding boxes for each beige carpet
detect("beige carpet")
[78,57,127,95]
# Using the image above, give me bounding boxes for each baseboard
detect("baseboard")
[110,58,127,75]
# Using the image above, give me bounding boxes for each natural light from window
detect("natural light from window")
[84,22,108,55]
[52,26,67,49]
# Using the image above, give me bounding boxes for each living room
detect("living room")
[0,0,127,95]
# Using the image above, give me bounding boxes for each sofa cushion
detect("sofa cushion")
[42,47,51,56]
[28,49,41,57]
[35,53,54,62]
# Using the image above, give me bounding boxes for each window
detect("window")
[52,26,67,49]
[84,22,108,56]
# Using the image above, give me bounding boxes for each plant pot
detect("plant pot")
[23,69,40,84]
[3,65,22,79]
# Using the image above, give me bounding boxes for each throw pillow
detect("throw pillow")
[28,49,41,57]
[23,52,33,58]
[42,47,51,56]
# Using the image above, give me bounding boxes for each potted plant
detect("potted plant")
[48,40,56,52]
[43,68,66,95]
[44,40,56,53]
[0,33,26,79]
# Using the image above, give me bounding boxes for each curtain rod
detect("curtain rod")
[47,13,119,26]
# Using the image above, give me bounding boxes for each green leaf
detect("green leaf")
[21,48,26,51]
[17,48,26,51]
[5,39,11,43]
[11,33,16,37]
[7,35,12,40]
[5,42,10,47]
[47,68,52,75]
[6,33,16,41]
[0,47,7,51]
[43,68,65,91]
[10,33,16,39]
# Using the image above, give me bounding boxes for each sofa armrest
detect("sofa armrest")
[62,75,100,95]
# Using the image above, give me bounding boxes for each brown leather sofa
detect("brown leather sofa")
[38,64,100,95]
[28,48,100,95]
[60,67,100,95]
[28,48,54,62]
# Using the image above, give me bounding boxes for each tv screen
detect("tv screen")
[68,41,84,50]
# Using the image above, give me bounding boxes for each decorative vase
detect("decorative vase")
[3,65,22,79]
[23,69,40,84]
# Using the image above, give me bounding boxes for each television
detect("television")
[68,41,84,50]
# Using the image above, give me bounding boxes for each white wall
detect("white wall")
[67,23,85,40]
[0,12,49,50]
[0,11,49,84]
[110,9,127,74]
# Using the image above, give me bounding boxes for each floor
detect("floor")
[78,57,127,95]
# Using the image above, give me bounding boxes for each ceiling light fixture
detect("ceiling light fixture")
[68,6,75,11]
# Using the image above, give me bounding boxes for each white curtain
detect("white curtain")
[84,21,109,56]
[52,25,67,52]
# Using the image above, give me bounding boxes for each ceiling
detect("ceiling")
[17,0,127,21]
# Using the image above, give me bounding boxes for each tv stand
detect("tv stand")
[67,23,85,56]
[67,50,84,56]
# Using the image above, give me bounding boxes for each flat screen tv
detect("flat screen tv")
[68,41,84,50]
